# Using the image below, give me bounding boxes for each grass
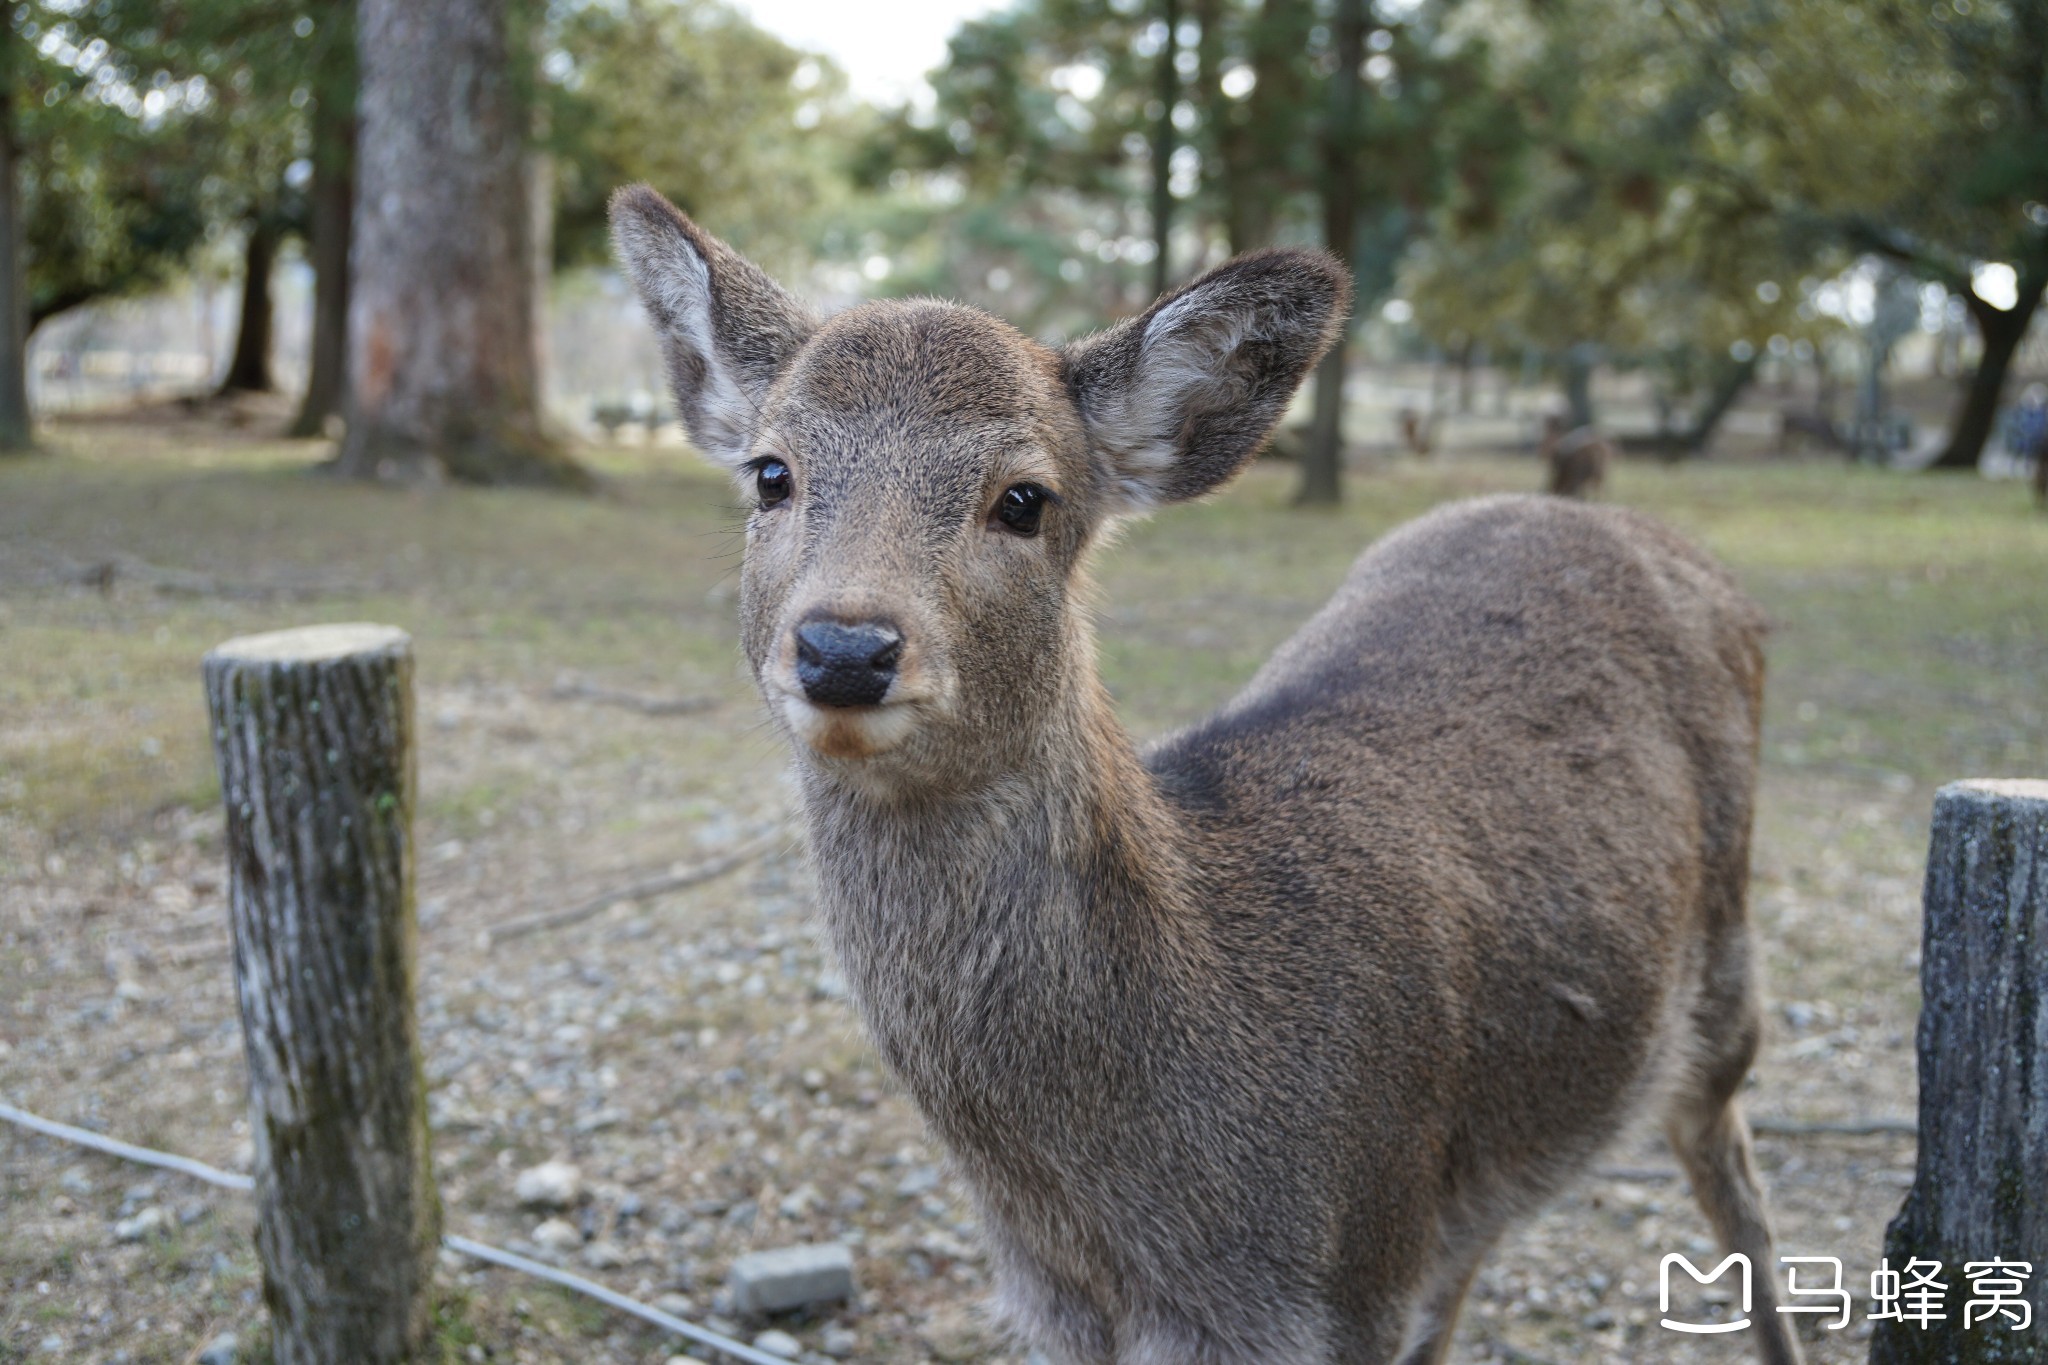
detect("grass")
[5,414,2041,1364]
[2,425,2042,863]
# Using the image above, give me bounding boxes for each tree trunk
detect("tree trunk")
[1296,0,1364,507]
[290,38,355,439]
[1675,351,1760,458]
[1563,344,1598,429]
[335,0,585,487]
[203,624,441,1365]
[1927,281,2044,472]
[1871,780,2048,1364]
[0,21,31,453]
[218,219,279,395]
[1150,0,1179,298]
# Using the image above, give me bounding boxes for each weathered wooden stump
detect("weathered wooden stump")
[204,625,440,1365]
[1872,779,2047,1364]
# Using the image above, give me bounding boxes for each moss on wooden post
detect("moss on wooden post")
[204,624,440,1365]
[1871,779,2047,1365]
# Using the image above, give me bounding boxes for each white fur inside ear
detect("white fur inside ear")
[1088,295,1254,512]
[616,219,760,468]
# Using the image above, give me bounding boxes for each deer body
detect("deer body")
[611,186,1798,1365]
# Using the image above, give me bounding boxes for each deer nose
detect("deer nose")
[794,620,902,707]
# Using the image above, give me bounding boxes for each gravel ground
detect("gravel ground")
[9,432,2032,1364]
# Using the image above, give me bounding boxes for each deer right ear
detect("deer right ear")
[1062,249,1349,512]
[609,185,816,468]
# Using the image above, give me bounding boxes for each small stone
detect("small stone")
[751,1330,802,1359]
[197,1332,239,1365]
[580,1240,626,1270]
[664,1357,712,1365]
[58,1166,94,1196]
[729,1242,856,1314]
[114,1207,169,1242]
[532,1217,582,1252]
[515,1160,583,1209]
[895,1165,941,1199]
[820,1325,859,1358]
[654,1292,695,1317]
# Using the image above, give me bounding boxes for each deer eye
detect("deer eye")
[754,458,792,508]
[993,483,1048,536]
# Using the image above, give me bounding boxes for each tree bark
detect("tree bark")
[0,20,31,453]
[218,219,279,395]
[290,57,355,439]
[1871,780,2048,1364]
[335,0,585,487]
[1296,0,1364,507]
[1927,281,2045,472]
[1150,0,1179,298]
[203,624,440,1365]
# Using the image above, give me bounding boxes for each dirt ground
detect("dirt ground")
[3,410,2045,1364]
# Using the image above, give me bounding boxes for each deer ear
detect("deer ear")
[1061,249,1350,511]
[609,184,816,468]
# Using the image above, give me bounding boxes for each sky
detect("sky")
[730,0,1009,107]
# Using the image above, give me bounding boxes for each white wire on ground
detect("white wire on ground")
[441,1235,794,1365]
[0,1100,797,1365]
[0,1100,255,1192]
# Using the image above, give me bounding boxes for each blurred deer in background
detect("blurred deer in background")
[613,183,1799,1365]
[1540,412,1612,498]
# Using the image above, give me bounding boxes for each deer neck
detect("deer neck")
[792,660,1204,1113]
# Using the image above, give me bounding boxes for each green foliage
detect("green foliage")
[14,4,212,327]
[544,0,862,275]
[14,0,355,328]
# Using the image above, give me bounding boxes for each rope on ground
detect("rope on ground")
[0,1100,792,1365]
[1749,1116,1916,1137]
[0,1100,255,1192]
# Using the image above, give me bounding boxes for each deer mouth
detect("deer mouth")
[775,692,922,760]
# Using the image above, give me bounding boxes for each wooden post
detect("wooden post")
[204,625,440,1364]
[1872,780,2047,1364]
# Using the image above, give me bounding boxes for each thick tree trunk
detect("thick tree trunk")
[1150,0,1179,297]
[1296,0,1364,507]
[335,0,584,486]
[1927,283,2044,472]
[204,624,441,1365]
[1871,780,2048,1364]
[290,56,355,438]
[218,220,279,395]
[0,25,31,453]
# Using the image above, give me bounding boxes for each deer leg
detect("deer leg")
[1391,1256,1486,1365]
[1665,1065,1804,1365]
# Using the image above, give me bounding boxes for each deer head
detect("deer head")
[611,185,1348,792]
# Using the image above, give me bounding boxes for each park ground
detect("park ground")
[2,408,2045,1364]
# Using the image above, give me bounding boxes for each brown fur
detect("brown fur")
[1540,415,1611,498]
[611,185,1799,1365]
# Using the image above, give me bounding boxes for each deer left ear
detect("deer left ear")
[1061,249,1350,512]
[609,184,816,468]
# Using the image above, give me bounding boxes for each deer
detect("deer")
[611,184,1800,1365]
[1539,412,1612,499]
